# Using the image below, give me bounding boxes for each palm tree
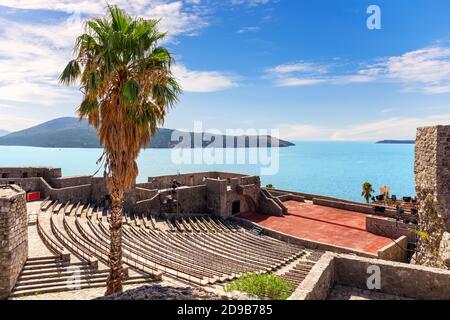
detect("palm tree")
[59,5,181,294]
[361,182,374,204]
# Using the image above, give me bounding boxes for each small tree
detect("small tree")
[361,182,374,203]
[265,184,273,189]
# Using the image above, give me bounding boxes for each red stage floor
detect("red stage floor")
[238,200,393,255]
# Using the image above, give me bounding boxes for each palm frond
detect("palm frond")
[59,59,81,85]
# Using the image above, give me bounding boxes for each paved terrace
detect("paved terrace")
[238,200,393,255]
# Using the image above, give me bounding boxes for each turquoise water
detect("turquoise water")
[0,142,415,201]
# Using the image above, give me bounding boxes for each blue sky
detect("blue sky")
[0,0,449,140]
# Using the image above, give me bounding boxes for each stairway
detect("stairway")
[261,188,288,215]
[279,251,325,288]
[280,260,315,287]
[10,256,151,298]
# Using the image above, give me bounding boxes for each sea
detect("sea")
[0,142,415,202]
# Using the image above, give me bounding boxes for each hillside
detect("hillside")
[0,117,294,149]
[0,129,9,137]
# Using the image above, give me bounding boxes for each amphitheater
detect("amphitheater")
[0,125,450,300]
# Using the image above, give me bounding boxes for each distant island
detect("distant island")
[376,140,415,144]
[0,117,294,149]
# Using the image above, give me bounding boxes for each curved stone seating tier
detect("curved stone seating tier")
[187,231,285,264]
[36,212,69,260]
[191,232,296,264]
[126,227,234,273]
[128,226,257,277]
[97,222,215,284]
[96,219,200,281]
[82,218,162,278]
[35,200,308,286]
[50,209,97,265]
[143,227,258,271]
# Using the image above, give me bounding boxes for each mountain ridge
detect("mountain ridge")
[0,117,294,149]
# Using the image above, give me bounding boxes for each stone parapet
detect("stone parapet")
[414,125,450,268]
[0,185,28,299]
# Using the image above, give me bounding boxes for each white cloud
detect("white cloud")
[0,1,210,39]
[386,47,450,83]
[279,123,332,140]
[231,0,271,7]
[172,65,237,92]
[0,0,237,112]
[274,78,325,87]
[266,46,450,93]
[237,26,261,34]
[0,114,40,132]
[265,61,374,87]
[330,113,450,141]
[0,17,82,106]
[266,62,327,74]
[279,113,450,141]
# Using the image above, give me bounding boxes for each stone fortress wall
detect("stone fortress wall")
[0,185,28,299]
[0,168,282,219]
[414,125,450,268]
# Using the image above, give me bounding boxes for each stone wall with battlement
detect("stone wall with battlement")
[0,185,28,299]
[0,168,265,219]
[146,171,248,189]
[0,167,61,181]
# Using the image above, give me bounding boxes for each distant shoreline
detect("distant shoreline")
[0,117,294,149]
[376,140,415,144]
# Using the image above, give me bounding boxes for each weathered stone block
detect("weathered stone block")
[0,185,28,299]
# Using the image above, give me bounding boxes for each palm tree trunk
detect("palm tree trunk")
[106,188,124,295]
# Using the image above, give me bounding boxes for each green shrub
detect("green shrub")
[224,273,293,300]
[265,184,273,189]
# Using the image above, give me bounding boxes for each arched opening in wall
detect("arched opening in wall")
[22,172,28,178]
[1,173,8,179]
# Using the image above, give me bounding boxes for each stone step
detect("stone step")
[19,269,109,282]
[24,258,66,267]
[21,264,94,276]
[13,275,110,292]
[292,265,313,272]
[22,260,89,271]
[10,282,108,298]
[26,256,61,262]
[16,272,109,287]
[10,276,154,298]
